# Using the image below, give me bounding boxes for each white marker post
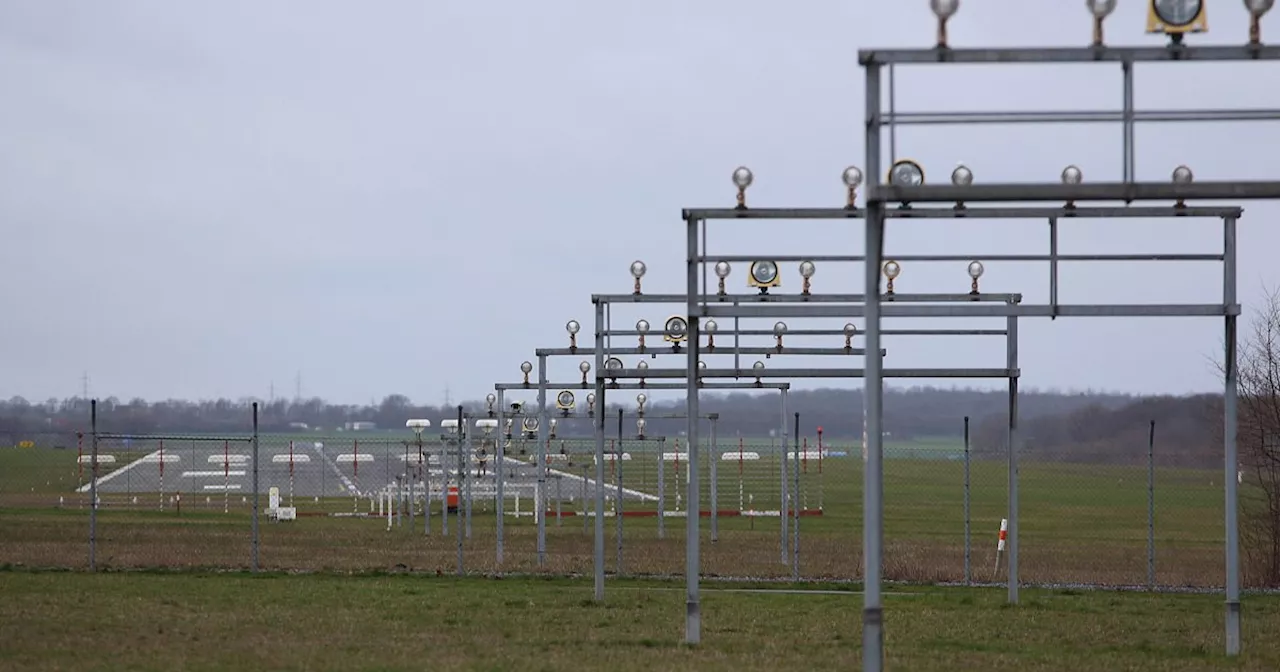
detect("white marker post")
[289,440,295,508]
[159,439,165,511]
[993,518,1008,579]
[223,440,230,514]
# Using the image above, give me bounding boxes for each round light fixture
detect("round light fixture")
[1061,165,1083,185]
[888,159,925,187]
[565,320,580,335]
[636,319,650,334]
[663,315,689,343]
[556,390,575,407]
[930,0,959,20]
[605,357,624,371]
[967,260,985,279]
[799,261,816,279]
[630,260,647,279]
[752,361,765,371]
[1087,0,1117,18]
[773,321,788,336]
[750,260,779,285]
[579,361,591,374]
[485,393,496,405]
[1247,0,1276,16]
[951,163,973,186]
[882,260,902,280]
[1153,0,1203,27]
[714,261,731,279]
[520,361,533,374]
[704,319,718,334]
[731,166,754,189]
[842,166,864,187]
[843,323,857,338]
[1172,164,1194,184]
[636,393,647,406]
[637,360,649,371]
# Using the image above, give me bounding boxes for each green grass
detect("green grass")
[0,569,1277,671]
[0,438,1238,586]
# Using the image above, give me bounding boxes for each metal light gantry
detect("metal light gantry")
[491,379,789,569]
[594,280,1036,648]
[680,203,1242,659]
[849,30,1280,666]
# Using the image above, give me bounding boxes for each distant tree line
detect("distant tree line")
[0,386,1218,461]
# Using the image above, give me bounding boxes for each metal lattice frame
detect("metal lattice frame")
[846,37,1280,667]
[492,379,788,567]
[678,204,1241,657]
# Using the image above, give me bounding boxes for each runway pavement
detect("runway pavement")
[78,439,659,503]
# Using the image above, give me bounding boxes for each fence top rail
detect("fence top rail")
[93,433,254,443]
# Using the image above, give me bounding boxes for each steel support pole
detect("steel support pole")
[1148,419,1156,589]
[456,407,465,576]
[421,434,430,536]
[252,403,259,573]
[536,355,548,566]
[1224,214,1241,656]
[616,408,624,575]
[407,440,415,532]
[964,416,971,585]
[89,399,97,572]
[862,60,885,672]
[496,390,505,564]
[710,416,719,543]
[684,215,702,645]
[593,299,607,601]
[1007,312,1020,604]
[793,411,800,581]
[780,389,789,564]
[465,426,473,539]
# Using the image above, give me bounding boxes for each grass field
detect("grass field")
[0,435,1237,586]
[1,569,1277,671]
[0,437,1266,670]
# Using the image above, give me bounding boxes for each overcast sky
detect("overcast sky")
[2,1,1278,405]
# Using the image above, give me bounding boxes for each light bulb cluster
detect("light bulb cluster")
[713,259,820,297]
[878,259,987,296]
[732,160,1202,215]
[926,1,1271,49]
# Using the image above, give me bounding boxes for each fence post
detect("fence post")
[1147,419,1156,589]
[964,416,971,586]
[793,412,800,581]
[405,441,414,532]
[89,399,98,572]
[616,408,625,575]
[252,403,260,572]
[657,437,666,540]
[456,405,464,576]
[710,416,719,543]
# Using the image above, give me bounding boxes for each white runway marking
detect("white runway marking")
[272,454,312,463]
[76,449,162,493]
[207,454,250,463]
[182,470,247,478]
[508,457,658,502]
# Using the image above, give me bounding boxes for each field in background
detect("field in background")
[0,434,1231,587]
[2,570,1278,672]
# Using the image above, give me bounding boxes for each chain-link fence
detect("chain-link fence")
[0,413,1248,590]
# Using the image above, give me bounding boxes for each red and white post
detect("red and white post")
[993,518,1008,579]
